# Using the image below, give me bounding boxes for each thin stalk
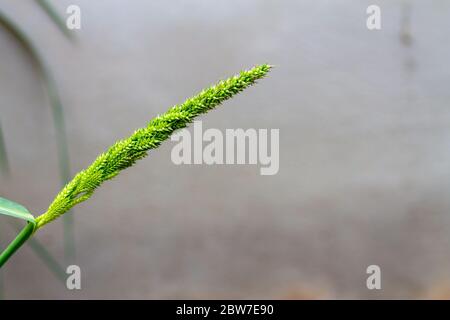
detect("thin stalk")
[32,0,76,259]
[0,223,35,269]
[0,121,10,178]
[26,233,66,282]
[44,67,75,263]
[0,10,75,262]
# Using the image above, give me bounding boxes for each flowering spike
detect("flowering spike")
[35,64,271,229]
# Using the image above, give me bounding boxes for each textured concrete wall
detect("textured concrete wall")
[1,0,450,298]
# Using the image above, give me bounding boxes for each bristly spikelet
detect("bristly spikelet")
[35,64,271,229]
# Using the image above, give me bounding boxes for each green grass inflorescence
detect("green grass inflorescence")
[35,64,271,229]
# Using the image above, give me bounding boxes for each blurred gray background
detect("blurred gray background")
[1,0,450,299]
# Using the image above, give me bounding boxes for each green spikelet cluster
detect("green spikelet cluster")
[35,64,271,229]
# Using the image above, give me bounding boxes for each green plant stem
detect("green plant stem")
[0,223,35,269]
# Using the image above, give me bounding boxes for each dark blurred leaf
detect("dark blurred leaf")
[0,10,75,262]
[35,0,74,40]
[0,122,10,178]
[8,220,66,283]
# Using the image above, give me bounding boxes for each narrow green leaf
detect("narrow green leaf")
[0,197,35,224]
